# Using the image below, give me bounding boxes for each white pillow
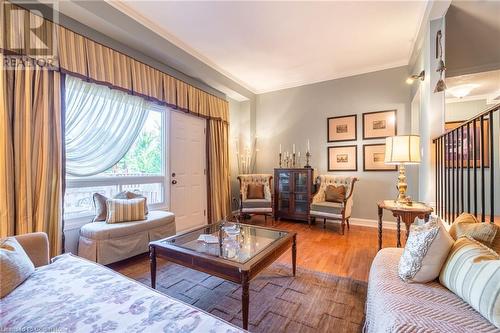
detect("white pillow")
[1,237,35,298]
[398,216,454,283]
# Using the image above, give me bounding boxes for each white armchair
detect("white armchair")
[310,175,358,234]
[237,174,273,222]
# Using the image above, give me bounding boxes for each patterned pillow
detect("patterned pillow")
[440,236,500,328]
[398,216,454,283]
[1,238,35,298]
[106,198,147,224]
[449,213,498,249]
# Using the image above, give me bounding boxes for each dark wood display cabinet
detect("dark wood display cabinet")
[274,168,314,223]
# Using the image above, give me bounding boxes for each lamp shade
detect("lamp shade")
[385,135,421,164]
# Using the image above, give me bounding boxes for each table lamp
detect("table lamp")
[384,135,421,204]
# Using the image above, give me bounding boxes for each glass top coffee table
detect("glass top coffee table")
[149,221,297,330]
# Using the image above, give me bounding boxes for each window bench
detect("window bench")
[78,210,175,265]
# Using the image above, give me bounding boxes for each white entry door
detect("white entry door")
[170,111,207,232]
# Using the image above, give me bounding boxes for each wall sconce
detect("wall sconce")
[434,30,446,93]
[406,70,425,84]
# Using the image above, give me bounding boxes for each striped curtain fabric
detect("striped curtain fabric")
[0,62,63,257]
[106,198,147,224]
[207,119,231,222]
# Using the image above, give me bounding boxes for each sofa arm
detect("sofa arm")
[14,232,50,268]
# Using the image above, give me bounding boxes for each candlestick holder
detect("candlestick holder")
[279,152,282,167]
[292,153,296,168]
[304,151,311,168]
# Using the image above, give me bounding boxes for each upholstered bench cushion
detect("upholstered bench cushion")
[242,199,272,209]
[80,210,175,241]
[310,201,343,215]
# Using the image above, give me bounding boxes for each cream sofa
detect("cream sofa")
[1,232,243,333]
[78,210,175,265]
[364,248,498,332]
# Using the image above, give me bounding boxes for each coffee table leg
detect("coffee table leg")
[241,271,250,330]
[150,245,157,289]
[292,235,297,277]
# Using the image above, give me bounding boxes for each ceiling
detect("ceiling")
[107,1,428,94]
[445,69,500,104]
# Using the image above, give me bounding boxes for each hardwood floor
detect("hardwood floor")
[110,216,401,283]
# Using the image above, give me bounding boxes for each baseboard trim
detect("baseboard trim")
[348,218,397,230]
[234,211,398,230]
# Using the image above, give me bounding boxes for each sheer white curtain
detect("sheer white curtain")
[65,75,149,176]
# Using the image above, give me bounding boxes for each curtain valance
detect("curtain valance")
[2,2,229,122]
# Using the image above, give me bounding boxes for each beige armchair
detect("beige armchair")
[310,175,358,234]
[237,174,273,222]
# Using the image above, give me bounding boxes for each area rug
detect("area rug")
[133,262,367,332]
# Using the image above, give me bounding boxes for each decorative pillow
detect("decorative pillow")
[92,193,108,221]
[449,213,498,249]
[1,237,35,298]
[325,185,346,203]
[106,198,147,224]
[440,236,500,328]
[93,191,149,222]
[115,191,149,215]
[247,184,265,199]
[398,216,454,283]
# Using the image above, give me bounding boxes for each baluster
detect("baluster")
[452,129,457,222]
[460,126,464,214]
[446,132,453,222]
[467,122,471,212]
[473,118,477,218]
[489,111,494,224]
[480,115,485,222]
[441,137,445,219]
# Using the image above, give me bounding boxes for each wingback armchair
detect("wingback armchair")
[310,175,358,234]
[237,174,273,222]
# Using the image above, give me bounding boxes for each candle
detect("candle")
[279,144,282,153]
[307,139,310,152]
[298,152,301,158]
[293,144,296,153]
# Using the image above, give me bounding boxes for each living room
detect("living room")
[1,1,499,332]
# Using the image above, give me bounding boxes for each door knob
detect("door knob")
[172,180,177,185]
[172,172,176,177]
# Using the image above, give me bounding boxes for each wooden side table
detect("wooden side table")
[377,200,433,250]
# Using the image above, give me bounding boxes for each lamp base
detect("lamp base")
[396,164,410,204]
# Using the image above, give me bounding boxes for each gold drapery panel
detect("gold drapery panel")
[207,119,231,223]
[0,62,63,257]
[2,2,229,122]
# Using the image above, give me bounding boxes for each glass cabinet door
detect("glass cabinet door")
[278,171,291,212]
[293,171,308,214]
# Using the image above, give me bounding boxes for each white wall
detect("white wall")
[253,66,413,222]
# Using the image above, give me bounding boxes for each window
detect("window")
[63,76,167,220]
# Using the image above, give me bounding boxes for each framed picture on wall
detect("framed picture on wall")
[444,120,489,168]
[327,114,357,142]
[363,144,397,171]
[362,110,397,139]
[328,145,357,171]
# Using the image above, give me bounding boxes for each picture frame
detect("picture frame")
[444,120,490,168]
[328,145,358,171]
[362,110,397,140]
[363,144,397,171]
[327,114,357,142]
